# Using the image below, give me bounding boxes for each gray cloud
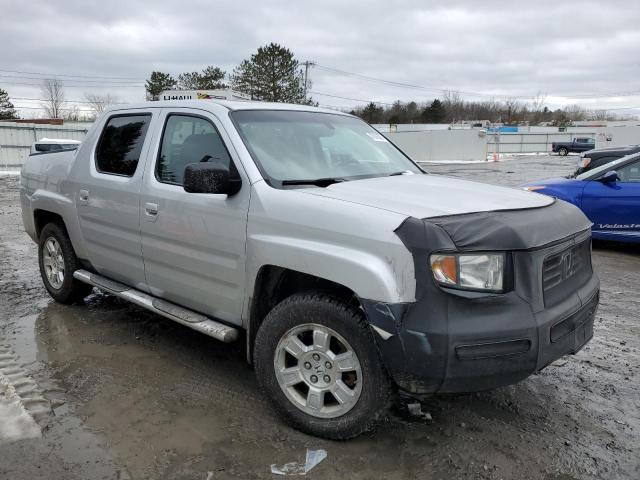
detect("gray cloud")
[2,0,639,116]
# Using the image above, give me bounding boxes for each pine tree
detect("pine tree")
[360,102,384,123]
[0,89,18,120]
[145,72,177,100]
[231,43,305,103]
[178,66,227,90]
[421,99,446,123]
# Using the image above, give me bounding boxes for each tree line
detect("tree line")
[350,92,619,126]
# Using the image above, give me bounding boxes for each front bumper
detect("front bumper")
[364,280,599,394]
[363,227,600,395]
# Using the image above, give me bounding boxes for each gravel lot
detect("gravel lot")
[0,155,638,479]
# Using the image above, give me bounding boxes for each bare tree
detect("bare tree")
[62,104,82,122]
[503,97,521,124]
[564,104,587,122]
[41,78,65,118]
[443,90,464,122]
[84,92,120,116]
[530,92,547,124]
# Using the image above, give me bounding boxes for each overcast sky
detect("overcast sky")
[2,0,640,118]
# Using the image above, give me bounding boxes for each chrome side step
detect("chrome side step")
[73,270,239,343]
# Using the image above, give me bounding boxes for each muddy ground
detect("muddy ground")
[0,155,638,479]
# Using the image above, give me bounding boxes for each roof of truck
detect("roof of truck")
[105,100,351,116]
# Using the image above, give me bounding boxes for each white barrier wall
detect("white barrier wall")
[594,126,640,149]
[486,132,597,154]
[0,122,89,167]
[384,129,487,162]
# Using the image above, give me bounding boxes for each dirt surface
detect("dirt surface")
[1,155,638,479]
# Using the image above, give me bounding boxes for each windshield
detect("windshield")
[577,152,640,180]
[230,110,422,186]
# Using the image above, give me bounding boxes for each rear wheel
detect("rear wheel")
[38,222,93,304]
[558,147,569,156]
[253,292,392,439]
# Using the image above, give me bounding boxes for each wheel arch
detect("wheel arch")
[33,209,65,238]
[29,188,89,260]
[246,265,364,363]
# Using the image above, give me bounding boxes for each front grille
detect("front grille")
[542,239,592,306]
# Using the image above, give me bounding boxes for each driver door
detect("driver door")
[139,109,250,325]
[582,159,640,239]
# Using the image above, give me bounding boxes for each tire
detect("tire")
[253,291,393,439]
[38,222,93,304]
[558,147,569,156]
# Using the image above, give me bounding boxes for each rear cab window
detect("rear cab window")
[95,114,152,176]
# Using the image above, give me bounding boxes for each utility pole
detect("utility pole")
[302,61,315,100]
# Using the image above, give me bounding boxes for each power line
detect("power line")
[13,105,95,112]
[0,80,144,89]
[0,68,144,81]
[0,73,144,86]
[310,91,394,106]
[314,64,510,99]
[314,63,640,101]
[12,96,127,105]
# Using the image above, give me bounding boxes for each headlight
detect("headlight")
[430,253,505,292]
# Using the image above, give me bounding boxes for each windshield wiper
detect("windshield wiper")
[387,170,414,176]
[281,177,346,187]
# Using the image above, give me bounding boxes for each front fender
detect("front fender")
[246,234,413,304]
[246,182,417,308]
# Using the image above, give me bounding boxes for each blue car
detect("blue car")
[522,153,640,243]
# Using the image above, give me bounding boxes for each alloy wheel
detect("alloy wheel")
[273,323,363,419]
[42,237,65,289]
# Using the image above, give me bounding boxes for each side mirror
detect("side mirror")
[183,163,241,195]
[599,170,619,184]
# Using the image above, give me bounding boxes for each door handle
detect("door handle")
[144,202,159,216]
[79,189,89,202]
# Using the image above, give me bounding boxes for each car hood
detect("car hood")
[300,173,553,219]
[522,177,583,189]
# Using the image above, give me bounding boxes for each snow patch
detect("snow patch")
[0,372,41,443]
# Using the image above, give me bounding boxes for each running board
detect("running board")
[73,270,239,343]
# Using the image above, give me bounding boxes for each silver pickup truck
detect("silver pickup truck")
[20,101,600,439]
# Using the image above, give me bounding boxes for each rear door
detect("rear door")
[582,159,640,240]
[139,108,250,325]
[76,110,156,289]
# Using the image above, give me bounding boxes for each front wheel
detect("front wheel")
[558,147,569,156]
[253,292,392,439]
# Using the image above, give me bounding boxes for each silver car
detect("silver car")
[20,101,600,438]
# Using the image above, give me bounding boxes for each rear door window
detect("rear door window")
[95,114,151,176]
